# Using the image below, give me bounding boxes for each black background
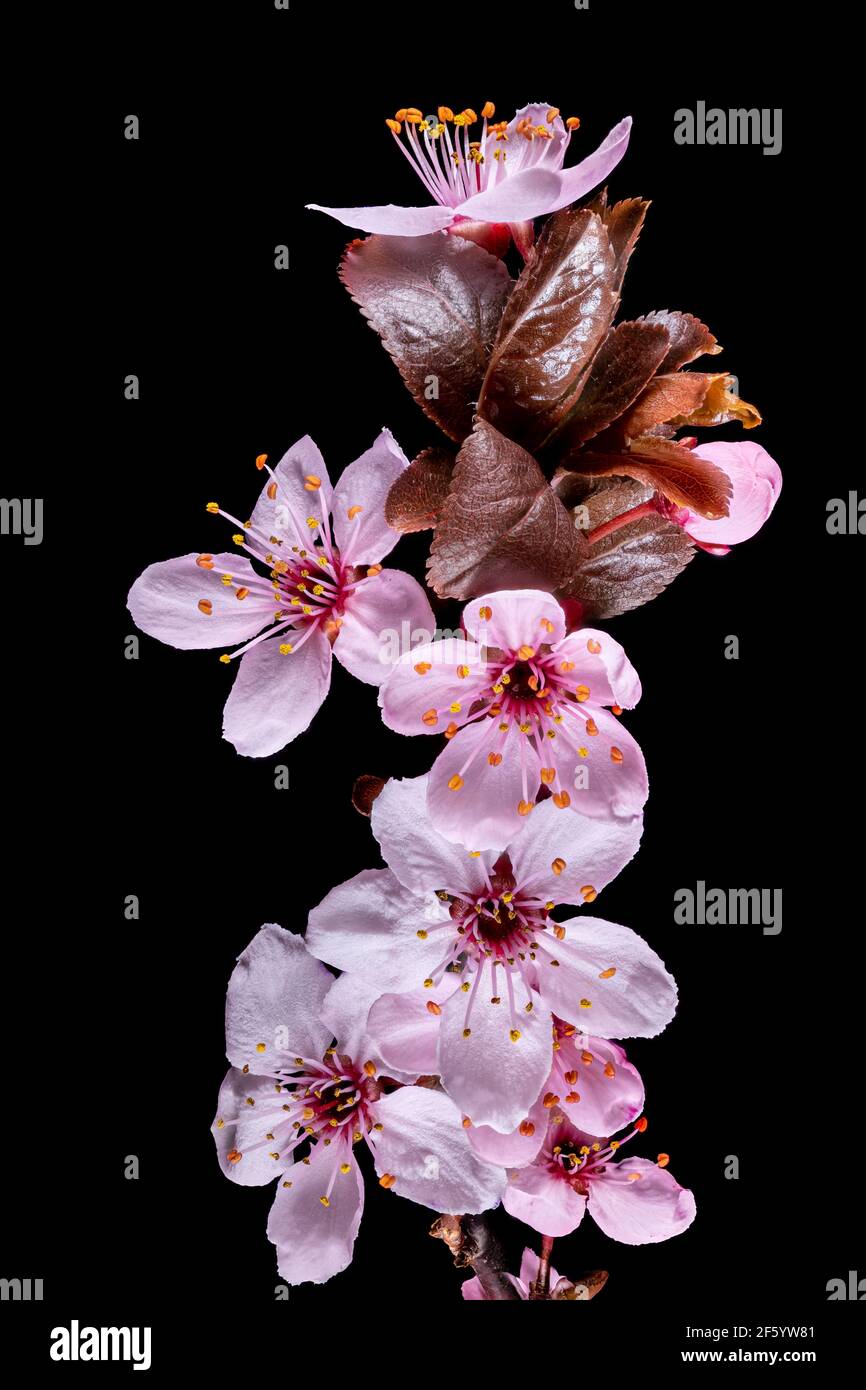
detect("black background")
[3,0,861,1373]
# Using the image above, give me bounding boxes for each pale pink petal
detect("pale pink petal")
[371,1086,506,1213]
[378,636,488,736]
[534,915,677,1039]
[427,719,530,850]
[225,924,333,1073]
[588,1157,696,1244]
[333,569,435,685]
[249,435,333,545]
[551,627,642,708]
[306,867,447,991]
[221,624,332,757]
[462,588,566,651]
[371,774,487,897]
[554,706,648,820]
[127,552,271,649]
[508,796,643,908]
[468,1095,547,1166]
[438,982,553,1132]
[503,1163,587,1237]
[486,104,570,175]
[318,973,420,1082]
[455,166,564,223]
[267,1141,364,1284]
[686,441,782,547]
[545,117,633,213]
[367,974,462,1077]
[549,1036,644,1135]
[461,1276,488,1300]
[212,1067,293,1186]
[331,428,411,563]
[306,202,455,235]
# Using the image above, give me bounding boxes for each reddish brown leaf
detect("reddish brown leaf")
[340,233,512,442]
[553,320,670,449]
[670,372,761,429]
[640,310,721,372]
[385,447,456,533]
[604,198,650,292]
[553,474,696,619]
[615,371,714,439]
[478,208,618,451]
[428,420,586,600]
[579,435,732,518]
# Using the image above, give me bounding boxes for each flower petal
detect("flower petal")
[518,1246,562,1291]
[555,705,648,821]
[211,1067,293,1186]
[467,1094,548,1166]
[545,117,632,213]
[438,979,553,1131]
[503,1164,587,1237]
[306,202,455,235]
[250,435,333,546]
[371,774,486,896]
[456,167,564,223]
[331,428,411,563]
[367,974,462,1077]
[222,624,332,757]
[548,1035,644,1135]
[334,569,435,686]
[508,795,643,908]
[306,867,447,991]
[372,1086,506,1213]
[427,719,530,849]
[319,973,420,1083]
[588,1157,696,1245]
[534,915,678,1039]
[267,1141,364,1284]
[686,441,782,547]
[378,636,488,736]
[462,588,566,650]
[225,924,333,1072]
[551,627,642,708]
[127,552,271,650]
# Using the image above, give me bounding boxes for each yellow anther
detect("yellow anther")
[599,966,616,979]
[559,661,575,673]
[421,708,438,726]
[414,662,432,675]
[386,118,402,134]
[363,1060,376,1077]
[196,554,214,569]
[463,1027,472,1038]
[278,643,293,656]
[581,885,597,903]
[444,722,459,739]
[580,999,592,1009]
[226,1148,242,1164]
[319,1195,331,1207]
[566,116,581,130]
[219,653,231,664]
[206,502,220,514]
[379,1173,397,1188]
[235,587,249,601]
[198,599,213,616]
[367,564,383,576]
[518,800,534,816]
[510,1029,521,1042]
[546,107,560,122]
[417,929,428,939]
[517,645,535,660]
[611,746,624,763]
[255,1042,266,1053]
[553,791,571,809]
[479,605,492,620]
[347,504,363,519]
[540,767,556,784]
[576,684,590,702]
[449,702,462,714]
[457,665,470,679]
[448,775,464,791]
[438,105,454,122]
[551,857,566,876]
[232,533,245,546]
[487,751,503,766]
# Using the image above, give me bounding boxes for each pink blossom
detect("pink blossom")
[211,925,505,1286]
[502,1110,695,1245]
[462,1247,578,1300]
[306,774,676,1135]
[127,430,434,756]
[378,589,648,849]
[674,440,782,555]
[307,104,631,245]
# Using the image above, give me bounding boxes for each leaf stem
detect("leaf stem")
[585,500,658,545]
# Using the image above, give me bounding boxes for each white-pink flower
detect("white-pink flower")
[211,925,505,1286]
[127,430,434,756]
[502,1111,696,1245]
[305,774,676,1135]
[378,589,648,849]
[308,104,631,242]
